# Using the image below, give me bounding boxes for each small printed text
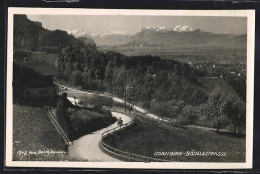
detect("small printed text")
[16,150,66,156]
[154,150,227,157]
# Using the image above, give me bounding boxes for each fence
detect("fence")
[100,112,171,162]
[43,106,72,146]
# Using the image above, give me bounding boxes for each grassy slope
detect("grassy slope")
[104,114,245,162]
[31,52,59,65]
[195,77,240,98]
[13,104,74,161]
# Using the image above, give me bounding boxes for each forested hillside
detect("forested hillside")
[57,47,207,104]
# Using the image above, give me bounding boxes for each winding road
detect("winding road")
[56,83,169,161]
[68,111,132,161]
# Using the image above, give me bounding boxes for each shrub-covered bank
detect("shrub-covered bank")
[56,95,116,141]
[65,108,116,140]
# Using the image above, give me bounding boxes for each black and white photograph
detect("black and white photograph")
[5,8,254,169]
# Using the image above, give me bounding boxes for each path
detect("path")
[68,111,132,161]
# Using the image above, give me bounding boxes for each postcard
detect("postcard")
[5,8,255,169]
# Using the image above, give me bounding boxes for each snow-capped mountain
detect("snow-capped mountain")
[66,29,100,38]
[66,29,132,38]
[100,31,132,37]
[67,25,195,39]
[142,25,170,31]
[67,30,133,45]
[172,25,194,32]
[67,25,246,47]
[141,25,194,32]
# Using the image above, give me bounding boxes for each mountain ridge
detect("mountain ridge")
[14,15,97,53]
[67,25,246,48]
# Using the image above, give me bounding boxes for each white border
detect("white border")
[6,8,255,169]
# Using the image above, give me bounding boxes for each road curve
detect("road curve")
[68,111,132,161]
[56,83,167,122]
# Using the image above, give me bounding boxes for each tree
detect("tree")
[55,57,63,74]
[223,95,246,133]
[69,70,82,87]
[65,62,74,76]
[89,95,113,111]
[180,105,198,125]
[150,99,171,121]
[174,63,181,75]
[95,69,101,79]
[207,84,229,131]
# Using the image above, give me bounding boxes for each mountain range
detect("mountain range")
[66,25,246,48]
[14,15,246,54]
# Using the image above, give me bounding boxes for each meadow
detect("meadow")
[12,104,73,161]
[104,113,245,162]
[31,52,59,65]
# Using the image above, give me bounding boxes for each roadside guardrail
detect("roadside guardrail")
[100,112,171,162]
[43,106,72,146]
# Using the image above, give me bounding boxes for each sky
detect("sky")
[27,15,247,35]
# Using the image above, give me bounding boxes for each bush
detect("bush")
[69,70,83,87]
[88,95,113,109]
[66,109,116,140]
[178,105,198,125]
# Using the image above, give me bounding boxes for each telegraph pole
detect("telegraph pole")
[128,87,130,110]
[124,69,127,112]
[125,83,127,112]
[124,69,132,112]
[128,85,132,111]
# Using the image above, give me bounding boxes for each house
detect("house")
[13,56,58,101]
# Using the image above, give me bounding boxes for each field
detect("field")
[13,104,74,161]
[104,114,245,162]
[31,52,59,65]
